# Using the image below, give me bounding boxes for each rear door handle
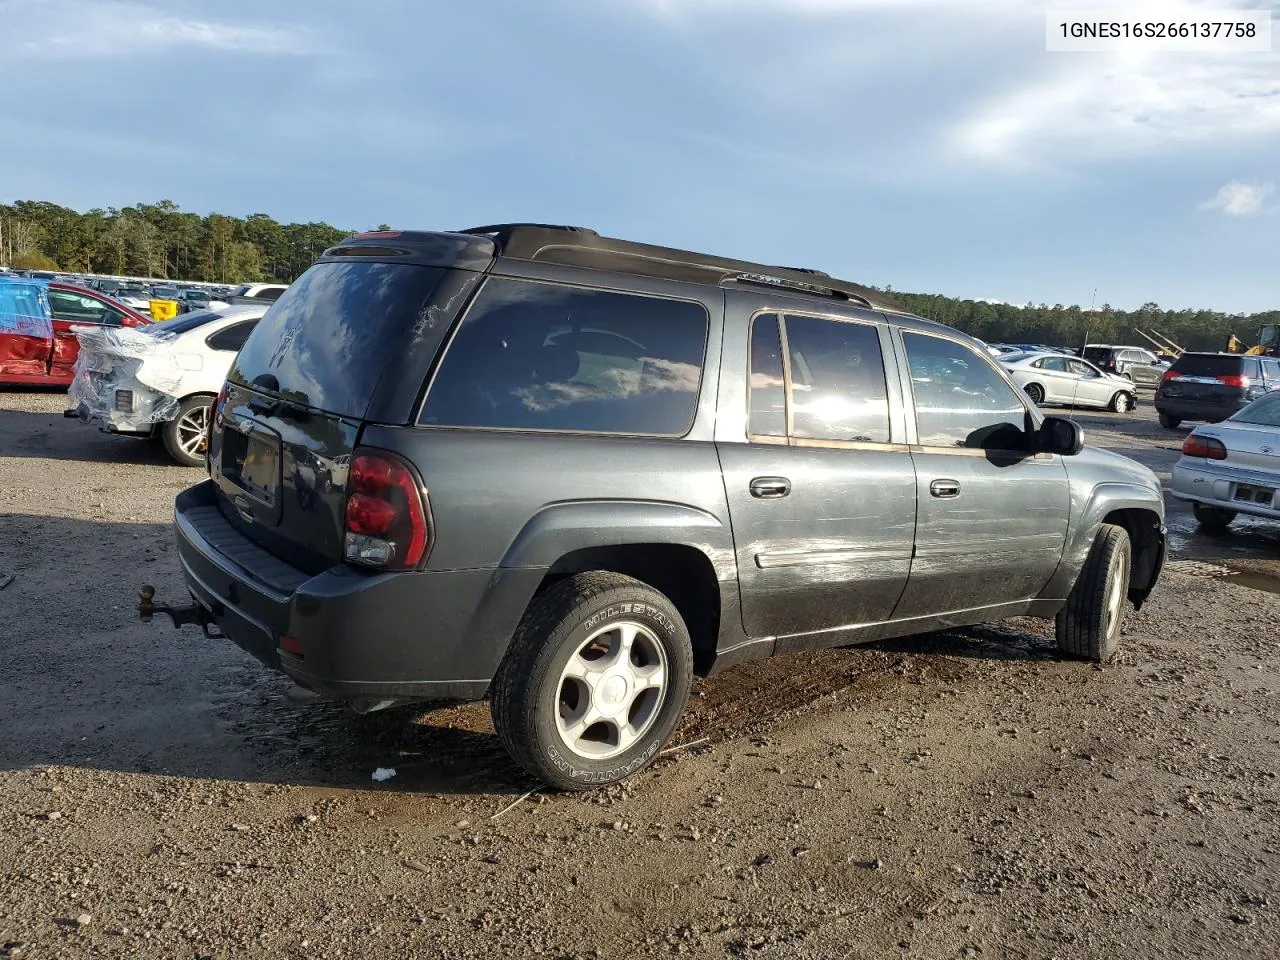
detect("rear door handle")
[929,479,960,499]
[750,477,791,499]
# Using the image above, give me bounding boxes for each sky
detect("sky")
[1,0,1278,312]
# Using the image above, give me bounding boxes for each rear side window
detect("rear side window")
[903,332,1029,449]
[1171,354,1259,378]
[231,262,446,417]
[206,319,259,352]
[421,278,707,436]
[784,314,890,443]
[1261,358,1280,381]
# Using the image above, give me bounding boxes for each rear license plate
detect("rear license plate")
[1233,483,1274,505]
[222,425,281,506]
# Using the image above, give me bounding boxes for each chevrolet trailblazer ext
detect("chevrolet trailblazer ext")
[145,225,1166,790]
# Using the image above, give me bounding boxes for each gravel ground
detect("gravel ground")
[2,390,1279,959]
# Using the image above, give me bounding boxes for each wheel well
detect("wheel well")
[1102,507,1161,597]
[537,544,721,675]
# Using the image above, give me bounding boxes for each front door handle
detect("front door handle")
[929,479,960,499]
[750,476,791,499]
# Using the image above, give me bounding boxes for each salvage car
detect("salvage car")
[142,225,1166,790]
[1170,391,1280,531]
[0,277,56,385]
[1002,351,1138,412]
[67,305,266,466]
[1,280,148,387]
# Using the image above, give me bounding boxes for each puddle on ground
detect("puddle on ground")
[1220,566,1280,596]
[1167,559,1280,596]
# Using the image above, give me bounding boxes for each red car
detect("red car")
[0,281,150,387]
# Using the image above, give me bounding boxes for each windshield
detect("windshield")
[229,261,446,417]
[1232,393,1280,427]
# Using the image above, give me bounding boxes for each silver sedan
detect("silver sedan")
[1001,352,1138,413]
[1171,392,1280,531]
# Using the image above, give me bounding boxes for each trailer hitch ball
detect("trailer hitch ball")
[138,584,157,622]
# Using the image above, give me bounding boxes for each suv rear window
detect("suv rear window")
[1169,354,1260,378]
[230,262,445,417]
[1082,347,1111,363]
[421,277,707,436]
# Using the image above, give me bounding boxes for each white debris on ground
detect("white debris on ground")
[371,767,396,782]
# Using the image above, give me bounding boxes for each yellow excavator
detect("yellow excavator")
[1226,324,1279,356]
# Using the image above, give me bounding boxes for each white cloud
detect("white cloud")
[1200,180,1275,216]
[951,48,1280,165]
[952,52,1280,165]
[8,0,316,58]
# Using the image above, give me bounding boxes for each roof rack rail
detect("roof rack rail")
[729,272,870,307]
[454,223,905,313]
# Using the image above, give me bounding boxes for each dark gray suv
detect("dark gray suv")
[149,225,1166,789]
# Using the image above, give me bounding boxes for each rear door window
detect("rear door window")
[230,261,446,417]
[782,313,891,443]
[421,277,708,436]
[748,314,787,439]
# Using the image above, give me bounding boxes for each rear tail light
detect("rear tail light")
[343,448,430,570]
[206,383,229,466]
[1161,369,1179,383]
[1181,435,1227,460]
[1216,374,1250,389]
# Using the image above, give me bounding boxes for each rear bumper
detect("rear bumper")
[1154,396,1247,422]
[173,481,536,702]
[1170,460,1280,520]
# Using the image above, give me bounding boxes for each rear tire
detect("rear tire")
[1024,383,1045,405]
[1109,391,1134,413]
[491,572,693,791]
[1192,502,1236,533]
[1158,412,1181,429]
[161,395,214,468]
[1056,524,1131,662]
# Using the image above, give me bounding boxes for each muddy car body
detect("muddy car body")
[155,225,1167,789]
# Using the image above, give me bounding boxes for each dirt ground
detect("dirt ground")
[2,389,1279,960]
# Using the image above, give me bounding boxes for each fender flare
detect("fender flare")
[1042,482,1165,602]
[458,500,739,673]
[498,499,736,580]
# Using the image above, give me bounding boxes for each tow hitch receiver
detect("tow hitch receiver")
[138,584,225,639]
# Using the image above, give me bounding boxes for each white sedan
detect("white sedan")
[66,304,267,466]
[1171,392,1280,531]
[1001,351,1138,413]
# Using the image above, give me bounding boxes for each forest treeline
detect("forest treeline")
[2,199,1275,352]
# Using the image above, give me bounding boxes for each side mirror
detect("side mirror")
[1036,416,1083,456]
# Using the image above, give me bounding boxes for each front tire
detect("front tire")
[1192,502,1236,533]
[1158,412,1181,429]
[1024,383,1045,405]
[1109,391,1134,413]
[1056,524,1131,662]
[161,395,214,467]
[491,572,693,791]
